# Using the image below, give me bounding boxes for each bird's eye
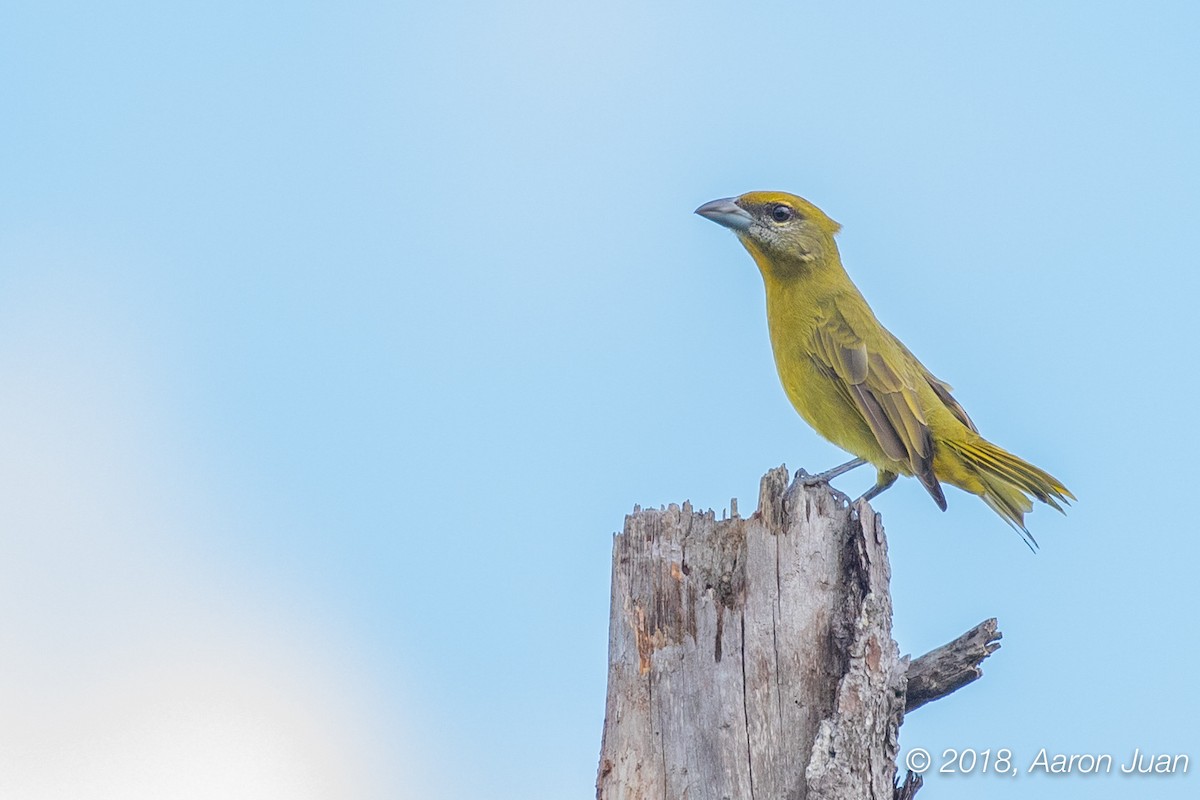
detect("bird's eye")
[770,205,794,223]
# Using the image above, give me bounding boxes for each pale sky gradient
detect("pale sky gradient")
[3,2,1198,798]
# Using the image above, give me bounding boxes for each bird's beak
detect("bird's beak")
[694,197,754,232]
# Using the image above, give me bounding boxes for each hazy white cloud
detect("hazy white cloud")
[0,283,424,799]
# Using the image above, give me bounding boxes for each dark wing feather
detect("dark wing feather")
[886,331,977,433]
[926,376,976,433]
[811,300,947,510]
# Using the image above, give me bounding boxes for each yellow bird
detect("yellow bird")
[696,191,1072,546]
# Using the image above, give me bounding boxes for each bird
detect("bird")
[695,191,1072,547]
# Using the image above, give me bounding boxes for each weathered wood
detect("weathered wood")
[596,467,906,800]
[893,769,924,800]
[904,618,1002,713]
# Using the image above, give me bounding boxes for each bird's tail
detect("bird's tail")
[943,437,1074,549]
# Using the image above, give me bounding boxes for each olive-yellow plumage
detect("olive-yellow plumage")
[696,191,1072,546]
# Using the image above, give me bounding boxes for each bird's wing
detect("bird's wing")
[810,299,947,509]
[886,331,978,433]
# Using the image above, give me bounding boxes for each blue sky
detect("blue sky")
[2,2,1198,798]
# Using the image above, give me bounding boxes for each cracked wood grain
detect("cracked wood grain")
[596,467,908,800]
[904,618,1002,713]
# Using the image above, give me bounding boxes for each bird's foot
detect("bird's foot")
[852,471,898,506]
[796,457,867,486]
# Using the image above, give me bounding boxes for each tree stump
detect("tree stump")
[596,466,1000,800]
[596,466,905,800]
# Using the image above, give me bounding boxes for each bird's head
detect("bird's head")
[695,191,842,272]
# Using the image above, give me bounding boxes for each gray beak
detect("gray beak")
[695,197,754,232]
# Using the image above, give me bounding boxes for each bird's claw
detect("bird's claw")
[791,468,824,488]
[794,458,868,486]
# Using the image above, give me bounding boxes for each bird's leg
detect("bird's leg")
[798,457,867,485]
[854,470,898,505]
